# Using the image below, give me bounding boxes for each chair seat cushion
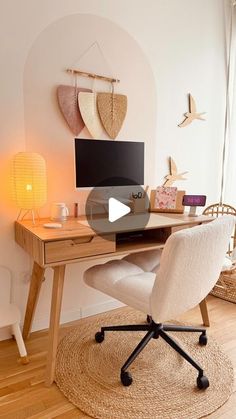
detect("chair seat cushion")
[0,304,21,328]
[123,249,162,273]
[84,259,156,314]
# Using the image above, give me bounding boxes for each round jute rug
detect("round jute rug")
[55,308,234,419]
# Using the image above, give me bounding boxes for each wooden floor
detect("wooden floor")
[0,295,235,419]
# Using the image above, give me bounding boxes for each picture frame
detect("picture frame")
[149,189,185,214]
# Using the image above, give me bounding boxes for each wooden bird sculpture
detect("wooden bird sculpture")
[163,157,188,187]
[178,94,205,127]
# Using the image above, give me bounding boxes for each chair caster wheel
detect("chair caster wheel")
[197,374,209,390]
[121,370,133,386]
[146,315,152,324]
[95,331,104,343]
[199,333,207,346]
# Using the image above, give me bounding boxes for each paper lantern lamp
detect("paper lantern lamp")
[12,152,47,222]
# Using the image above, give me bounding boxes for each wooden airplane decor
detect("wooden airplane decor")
[178,94,205,127]
[163,157,188,187]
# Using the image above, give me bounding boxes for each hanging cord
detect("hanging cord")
[110,81,115,121]
[74,72,78,108]
[91,76,96,92]
[220,1,235,204]
[70,41,115,81]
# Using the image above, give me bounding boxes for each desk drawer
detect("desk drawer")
[45,234,115,263]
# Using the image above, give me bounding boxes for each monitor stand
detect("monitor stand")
[188,206,198,217]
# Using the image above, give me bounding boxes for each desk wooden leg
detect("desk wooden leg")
[23,262,45,339]
[45,265,65,387]
[199,298,210,327]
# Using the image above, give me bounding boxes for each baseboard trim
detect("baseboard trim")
[30,300,124,332]
[81,300,124,318]
[0,301,125,341]
[0,327,12,341]
[30,308,83,333]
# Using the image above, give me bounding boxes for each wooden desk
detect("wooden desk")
[15,212,213,386]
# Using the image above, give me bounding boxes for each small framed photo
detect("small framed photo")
[150,187,185,214]
[154,186,178,210]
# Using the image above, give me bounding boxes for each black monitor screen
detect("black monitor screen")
[75,139,144,187]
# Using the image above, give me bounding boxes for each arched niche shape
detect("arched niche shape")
[24,14,157,212]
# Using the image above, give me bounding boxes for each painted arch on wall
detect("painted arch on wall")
[23,13,157,211]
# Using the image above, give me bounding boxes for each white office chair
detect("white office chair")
[124,248,210,326]
[84,216,234,390]
[0,266,29,364]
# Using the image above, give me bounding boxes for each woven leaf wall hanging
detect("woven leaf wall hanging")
[97,91,127,139]
[78,92,104,138]
[57,85,92,135]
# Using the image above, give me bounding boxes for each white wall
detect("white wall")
[0,0,227,339]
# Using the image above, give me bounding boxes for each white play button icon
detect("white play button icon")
[108,198,131,223]
[85,182,150,237]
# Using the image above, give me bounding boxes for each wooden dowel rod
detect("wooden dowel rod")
[66,68,120,83]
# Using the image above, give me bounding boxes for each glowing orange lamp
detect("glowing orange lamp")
[12,152,47,223]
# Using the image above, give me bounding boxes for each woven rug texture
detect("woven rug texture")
[55,308,234,419]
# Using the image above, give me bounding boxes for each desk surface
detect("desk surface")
[15,213,213,242]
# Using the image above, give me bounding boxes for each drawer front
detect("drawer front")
[45,234,115,263]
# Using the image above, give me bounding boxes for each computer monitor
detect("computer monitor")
[75,139,144,187]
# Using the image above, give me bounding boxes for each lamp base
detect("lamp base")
[17,209,40,224]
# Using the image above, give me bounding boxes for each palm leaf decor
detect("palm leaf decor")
[97,92,127,139]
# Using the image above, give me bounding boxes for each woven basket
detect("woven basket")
[210,269,236,303]
[203,203,236,303]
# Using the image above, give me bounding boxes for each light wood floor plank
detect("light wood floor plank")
[0,296,235,418]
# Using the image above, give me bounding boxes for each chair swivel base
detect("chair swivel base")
[94,320,209,390]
